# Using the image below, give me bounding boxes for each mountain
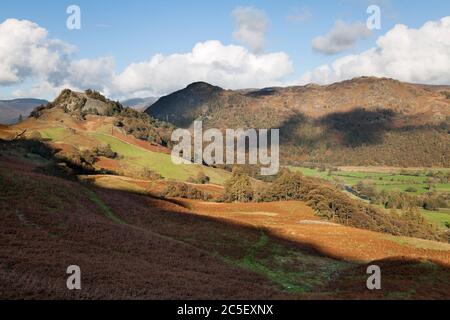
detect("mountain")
[147,82,223,126]
[121,97,159,111]
[146,77,450,167]
[0,98,48,124]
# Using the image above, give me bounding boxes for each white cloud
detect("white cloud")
[0,19,74,86]
[232,6,269,53]
[0,18,115,97]
[312,20,372,55]
[4,16,450,101]
[1,18,293,99]
[113,40,293,97]
[67,57,115,95]
[301,16,450,85]
[12,81,71,99]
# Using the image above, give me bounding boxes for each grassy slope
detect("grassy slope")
[421,209,450,230]
[39,127,70,141]
[91,133,229,184]
[37,126,230,185]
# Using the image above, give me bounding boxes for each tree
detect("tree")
[195,172,210,184]
[268,169,304,201]
[354,180,378,199]
[224,171,253,202]
[94,143,117,159]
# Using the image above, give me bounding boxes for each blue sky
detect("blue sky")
[0,0,449,99]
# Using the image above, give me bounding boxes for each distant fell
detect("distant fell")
[0,98,48,124]
[146,77,450,167]
[121,97,159,111]
[146,77,450,127]
[147,82,224,127]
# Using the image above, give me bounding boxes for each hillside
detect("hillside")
[3,99,447,243]
[28,89,174,147]
[146,77,450,167]
[0,143,284,299]
[1,87,449,299]
[1,89,229,185]
[0,139,449,299]
[0,98,48,124]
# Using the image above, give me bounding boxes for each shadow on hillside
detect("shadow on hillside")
[77,185,450,299]
[1,137,449,299]
[278,108,396,148]
[245,88,279,98]
[279,108,449,148]
[318,108,395,147]
[81,178,450,298]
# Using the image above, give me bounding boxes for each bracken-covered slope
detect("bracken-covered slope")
[0,145,283,299]
[0,140,449,299]
[146,77,450,167]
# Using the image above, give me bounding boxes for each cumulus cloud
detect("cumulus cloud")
[301,16,450,85]
[0,19,74,86]
[67,57,115,95]
[113,40,293,97]
[232,6,269,53]
[5,15,450,101]
[312,20,372,55]
[12,81,71,99]
[0,18,114,97]
[0,18,293,99]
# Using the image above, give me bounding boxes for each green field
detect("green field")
[421,209,450,230]
[90,133,230,184]
[289,166,450,195]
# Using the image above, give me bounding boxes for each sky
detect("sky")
[0,0,449,100]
